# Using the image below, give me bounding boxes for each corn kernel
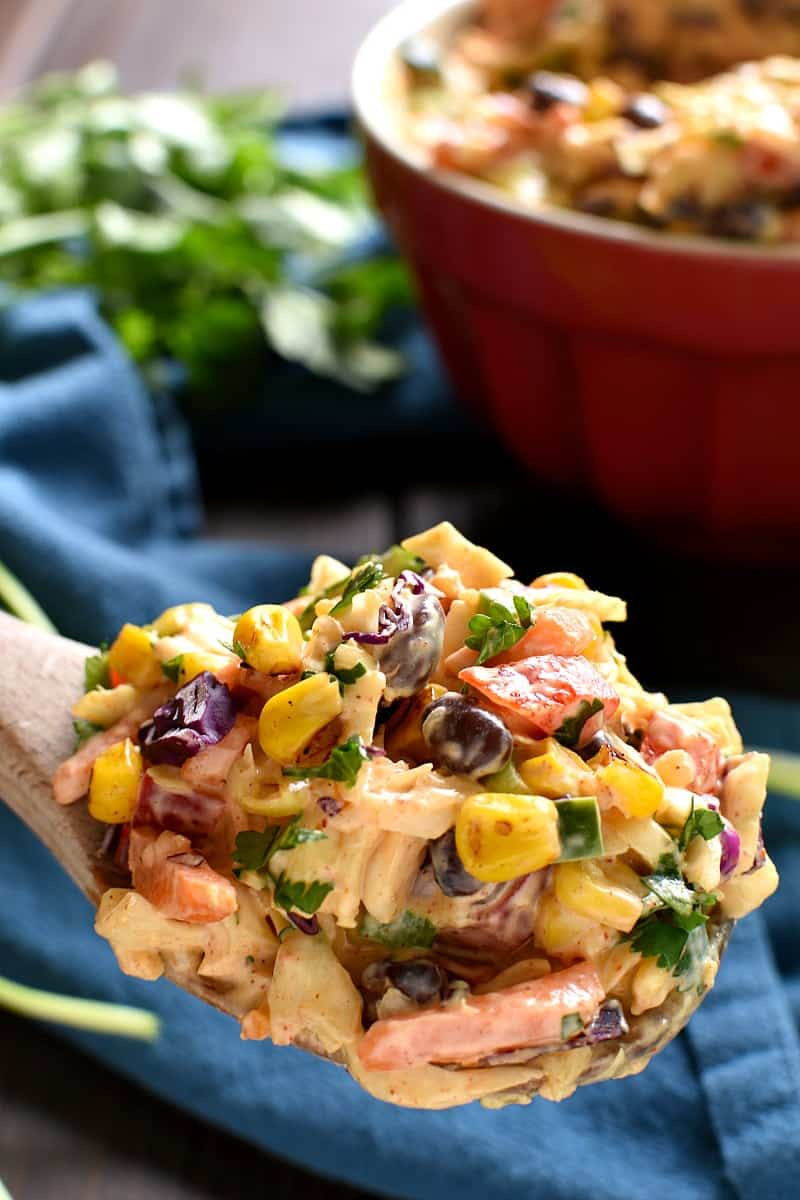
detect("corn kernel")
[88,738,142,824]
[595,758,664,819]
[72,683,137,727]
[384,684,446,764]
[178,651,232,684]
[554,859,644,933]
[584,77,625,121]
[529,571,587,590]
[152,603,216,637]
[518,739,595,799]
[234,605,303,674]
[258,673,342,765]
[534,891,616,960]
[455,793,560,883]
[108,623,163,689]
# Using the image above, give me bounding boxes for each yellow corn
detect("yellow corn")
[518,739,594,799]
[152,602,216,637]
[384,683,446,764]
[178,650,232,685]
[72,683,137,727]
[108,623,163,689]
[234,605,303,674]
[554,859,644,933]
[455,793,560,883]
[584,77,625,121]
[595,758,664,819]
[529,571,587,590]
[534,891,616,960]
[258,673,342,765]
[88,738,142,824]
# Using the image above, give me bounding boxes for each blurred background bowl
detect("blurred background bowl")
[354,0,800,559]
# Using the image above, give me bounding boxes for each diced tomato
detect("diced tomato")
[109,668,126,688]
[129,827,237,924]
[357,960,604,1071]
[641,712,721,794]
[459,654,619,740]
[494,607,596,663]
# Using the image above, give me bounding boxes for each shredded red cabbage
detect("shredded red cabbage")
[286,912,319,935]
[139,671,236,765]
[719,818,741,879]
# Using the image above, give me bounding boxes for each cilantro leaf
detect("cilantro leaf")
[219,639,248,660]
[358,909,437,949]
[464,593,533,665]
[629,914,690,972]
[232,815,326,876]
[554,698,604,748]
[161,654,183,683]
[273,876,333,916]
[679,802,724,852]
[73,718,103,748]
[84,645,110,692]
[324,648,367,694]
[329,561,385,618]
[283,735,369,788]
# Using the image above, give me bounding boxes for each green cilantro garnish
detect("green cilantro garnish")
[273,877,334,916]
[560,1013,585,1040]
[358,909,437,949]
[232,816,331,917]
[628,861,718,977]
[324,648,367,694]
[73,718,103,748]
[678,802,724,852]
[84,644,110,692]
[555,698,604,748]
[465,593,533,665]
[329,561,386,618]
[714,129,743,148]
[283,735,369,788]
[219,639,247,660]
[161,654,183,683]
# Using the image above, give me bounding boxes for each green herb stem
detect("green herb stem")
[0,560,57,633]
[0,975,160,1041]
[765,750,800,800]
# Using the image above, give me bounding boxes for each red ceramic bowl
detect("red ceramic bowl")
[354,0,800,558]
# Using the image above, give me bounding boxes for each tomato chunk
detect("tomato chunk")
[460,654,619,740]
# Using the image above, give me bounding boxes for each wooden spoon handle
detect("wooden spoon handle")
[0,612,102,900]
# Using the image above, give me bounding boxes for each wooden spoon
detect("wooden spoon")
[0,610,234,1017]
[0,610,733,1102]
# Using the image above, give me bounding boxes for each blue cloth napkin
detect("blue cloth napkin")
[2,129,800,1200]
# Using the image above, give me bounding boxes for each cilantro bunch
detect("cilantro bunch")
[465,593,533,665]
[233,814,333,916]
[0,63,411,404]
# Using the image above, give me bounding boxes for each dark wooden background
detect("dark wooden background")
[1,3,799,1198]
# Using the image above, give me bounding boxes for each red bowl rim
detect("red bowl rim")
[352,0,800,264]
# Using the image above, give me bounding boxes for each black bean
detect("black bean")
[386,960,446,1005]
[709,201,773,240]
[623,93,669,129]
[526,71,588,112]
[430,829,484,897]
[422,692,513,779]
[379,592,445,701]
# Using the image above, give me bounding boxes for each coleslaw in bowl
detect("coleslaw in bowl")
[54,524,778,1109]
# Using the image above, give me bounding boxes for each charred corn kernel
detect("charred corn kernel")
[108,623,162,689]
[72,683,137,727]
[631,957,676,1016]
[384,683,446,764]
[595,758,664,819]
[655,786,695,828]
[529,571,587,590]
[455,793,560,883]
[178,650,231,684]
[152,602,216,637]
[584,77,625,121]
[534,891,616,960]
[518,739,594,799]
[654,749,695,789]
[234,605,303,674]
[88,738,142,824]
[258,672,342,765]
[554,859,644,933]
